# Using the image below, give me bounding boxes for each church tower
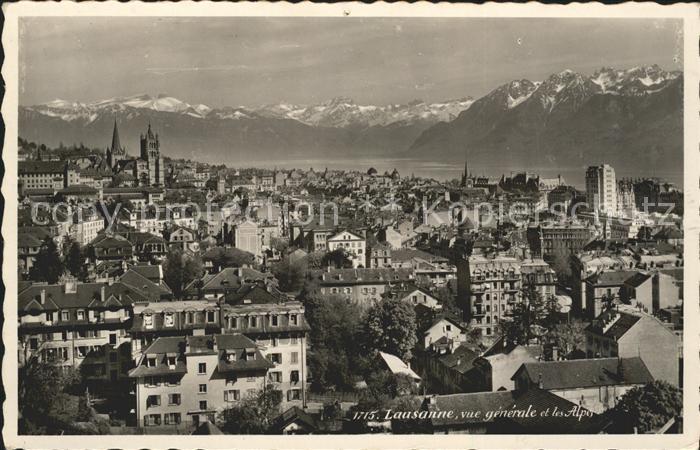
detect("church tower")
[460,146,472,188]
[140,123,164,186]
[107,119,126,169]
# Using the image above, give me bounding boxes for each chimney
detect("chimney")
[40,289,46,305]
[552,346,559,361]
[538,373,543,389]
[101,286,106,303]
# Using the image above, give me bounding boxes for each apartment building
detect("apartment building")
[309,268,415,306]
[326,230,366,268]
[130,333,272,429]
[18,279,137,382]
[585,164,617,215]
[457,255,522,337]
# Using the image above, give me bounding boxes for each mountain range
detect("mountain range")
[19,64,682,180]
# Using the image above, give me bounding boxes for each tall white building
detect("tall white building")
[585,164,617,215]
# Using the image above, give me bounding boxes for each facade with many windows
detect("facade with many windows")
[18,279,137,381]
[130,333,272,428]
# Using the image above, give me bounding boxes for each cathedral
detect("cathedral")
[106,121,164,187]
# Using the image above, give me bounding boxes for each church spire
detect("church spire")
[111,119,122,153]
[461,146,469,187]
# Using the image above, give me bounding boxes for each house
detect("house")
[183,267,271,299]
[583,270,638,319]
[309,268,414,307]
[221,284,310,404]
[234,220,262,258]
[326,230,366,268]
[270,406,317,435]
[388,285,441,310]
[92,233,135,263]
[584,308,680,386]
[474,339,541,391]
[377,351,421,391]
[511,357,654,413]
[18,278,137,382]
[129,333,273,429]
[168,225,198,252]
[422,316,468,351]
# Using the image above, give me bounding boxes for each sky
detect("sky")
[20,17,683,108]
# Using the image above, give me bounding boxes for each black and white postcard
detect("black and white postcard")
[2,2,698,449]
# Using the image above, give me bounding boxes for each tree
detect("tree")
[163,248,203,298]
[302,292,365,391]
[218,386,283,434]
[609,381,682,433]
[500,284,559,346]
[547,319,587,358]
[365,297,417,360]
[64,240,85,279]
[552,251,573,287]
[29,236,64,284]
[321,248,353,269]
[271,257,306,292]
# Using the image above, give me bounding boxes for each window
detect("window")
[61,310,70,321]
[185,311,195,324]
[271,315,279,327]
[46,312,54,322]
[145,414,161,426]
[290,314,298,326]
[199,400,207,411]
[199,384,207,394]
[146,357,157,367]
[224,390,240,402]
[290,370,300,383]
[272,337,279,347]
[445,324,452,332]
[249,316,258,327]
[247,376,256,382]
[144,313,153,329]
[226,351,237,362]
[228,316,238,329]
[287,389,302,401]
[291,337,298,345]
[269,371,282,383]
[168,393,181,405]
[164,412,181,425]
[291,352,299,364]
[269,353,282,364]
[198,363,207,374]
[226,375,237,385]
[109,333,117,345]
[164,312,174,327]
[166,376,180,386]
[167,356,177,368]
[146,395,161,408]
[206,311,215,323]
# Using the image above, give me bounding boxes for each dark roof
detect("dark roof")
[391,249,447,263]
[312,268,414,285]
[623,272,651,288]
[437,344,480,374]
[19,160,65,174]
[223,284,286,306]
[587,270,637,286]
[514,357,654,390]
[59,184,98,195]
[494,388,608,433]
[585,310,642,340]
[271,406,317,433]
[19,281,146,313]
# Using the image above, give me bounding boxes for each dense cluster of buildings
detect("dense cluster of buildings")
[17,125,684,434]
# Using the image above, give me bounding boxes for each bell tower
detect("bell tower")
[140,123,164,186]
